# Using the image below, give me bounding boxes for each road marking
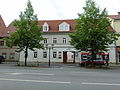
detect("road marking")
[71,72,99,74]
[7,73,22,75]
[5,73,54,76]
[0,78,71,84]
[81,82,120,86]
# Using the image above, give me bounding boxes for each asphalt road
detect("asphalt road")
[0,62,120,90]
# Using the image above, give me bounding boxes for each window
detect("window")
[43,26,49,31]
[10,53,15,59]
[0,41,4,46]
[53,52,57,58]
[60,26,63,30]
[43,22,49,31]
[59,22,70,31]
[43,51,47,58]
[59,25,69,31]
[44,39,47,44]
[63,38,67,44]
[2,53,7,59]
[58,51,62,59]
[65,25,69,30]
[53,38,57,44]
[34,52,37,58]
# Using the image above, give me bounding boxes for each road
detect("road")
[0,62,120,90]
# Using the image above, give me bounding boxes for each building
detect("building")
[19,20,80,64]
[109,12,120,63]
[0,15,118,64]
[18,20,116,64]
[0,15,19,62]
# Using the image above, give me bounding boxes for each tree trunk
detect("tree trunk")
[91,40,96,67]
[25,47,28,66]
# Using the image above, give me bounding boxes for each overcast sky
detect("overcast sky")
[0,0,120,26]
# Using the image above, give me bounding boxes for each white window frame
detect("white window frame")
[59,22,70,31]
[34,52,37,58]
[53,51,57,58]
[53,38,57,44]
[43,51,47,58]
[44,39,48,44]
[43,22,49,31]
[58,51,62,59]
[63,38,67,44]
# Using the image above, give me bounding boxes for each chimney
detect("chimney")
[118,12,120,15]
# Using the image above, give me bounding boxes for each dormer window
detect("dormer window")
[59,22,70,31]
[43,22,49,31]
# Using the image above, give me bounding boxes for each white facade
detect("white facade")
[19,20,117,64]
[19,32,80,63]
[19,32,116,63]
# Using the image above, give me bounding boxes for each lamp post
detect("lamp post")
[45,44,54,67]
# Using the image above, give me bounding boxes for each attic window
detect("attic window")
[59,22,70,31]
[43,22,49,31]
[60,25,69,31]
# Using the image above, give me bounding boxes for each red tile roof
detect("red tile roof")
[109,12,120,19]
[7,23,16,35]
[109,15,120,19]
[0,18,115,37]
[0,15,8,37]
[108,26,115,32]
[38,19,76,32]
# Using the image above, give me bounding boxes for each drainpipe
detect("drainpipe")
[114,41,118,64]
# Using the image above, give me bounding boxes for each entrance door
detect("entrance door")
[63,51,67,63]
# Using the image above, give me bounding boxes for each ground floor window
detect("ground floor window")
[10,53,15,59]
[34,52,37,58]
[0,41,4,46]
[58,51,62,59]
[2,53,7,59]
[53,51,57,58]
[43,51,47,58]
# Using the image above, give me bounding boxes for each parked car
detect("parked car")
[79,58,106,67]
[0,55,5,63]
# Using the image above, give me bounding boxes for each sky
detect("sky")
[0,0,120,26]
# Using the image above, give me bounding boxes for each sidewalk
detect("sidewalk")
[1,62,120,70]
[109,63,120,70]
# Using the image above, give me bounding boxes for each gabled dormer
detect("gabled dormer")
[43,22,49,31]
[59,22,70,31]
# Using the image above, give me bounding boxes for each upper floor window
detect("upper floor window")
[63,38,67,44]
[43,22,49,31]
[59,22,70,31]
[53,38,57,44]
[44,39,47,44]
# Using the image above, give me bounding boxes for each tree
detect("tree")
[5,0,45,66]
[70,0,119,62]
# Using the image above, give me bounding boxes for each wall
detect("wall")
[19,32,80,64]
[113,20,120,46]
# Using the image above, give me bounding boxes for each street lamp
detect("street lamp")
[44,44,54,67]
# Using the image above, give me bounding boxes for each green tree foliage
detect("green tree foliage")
[70,0,119,60]
[5,0,45,66]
